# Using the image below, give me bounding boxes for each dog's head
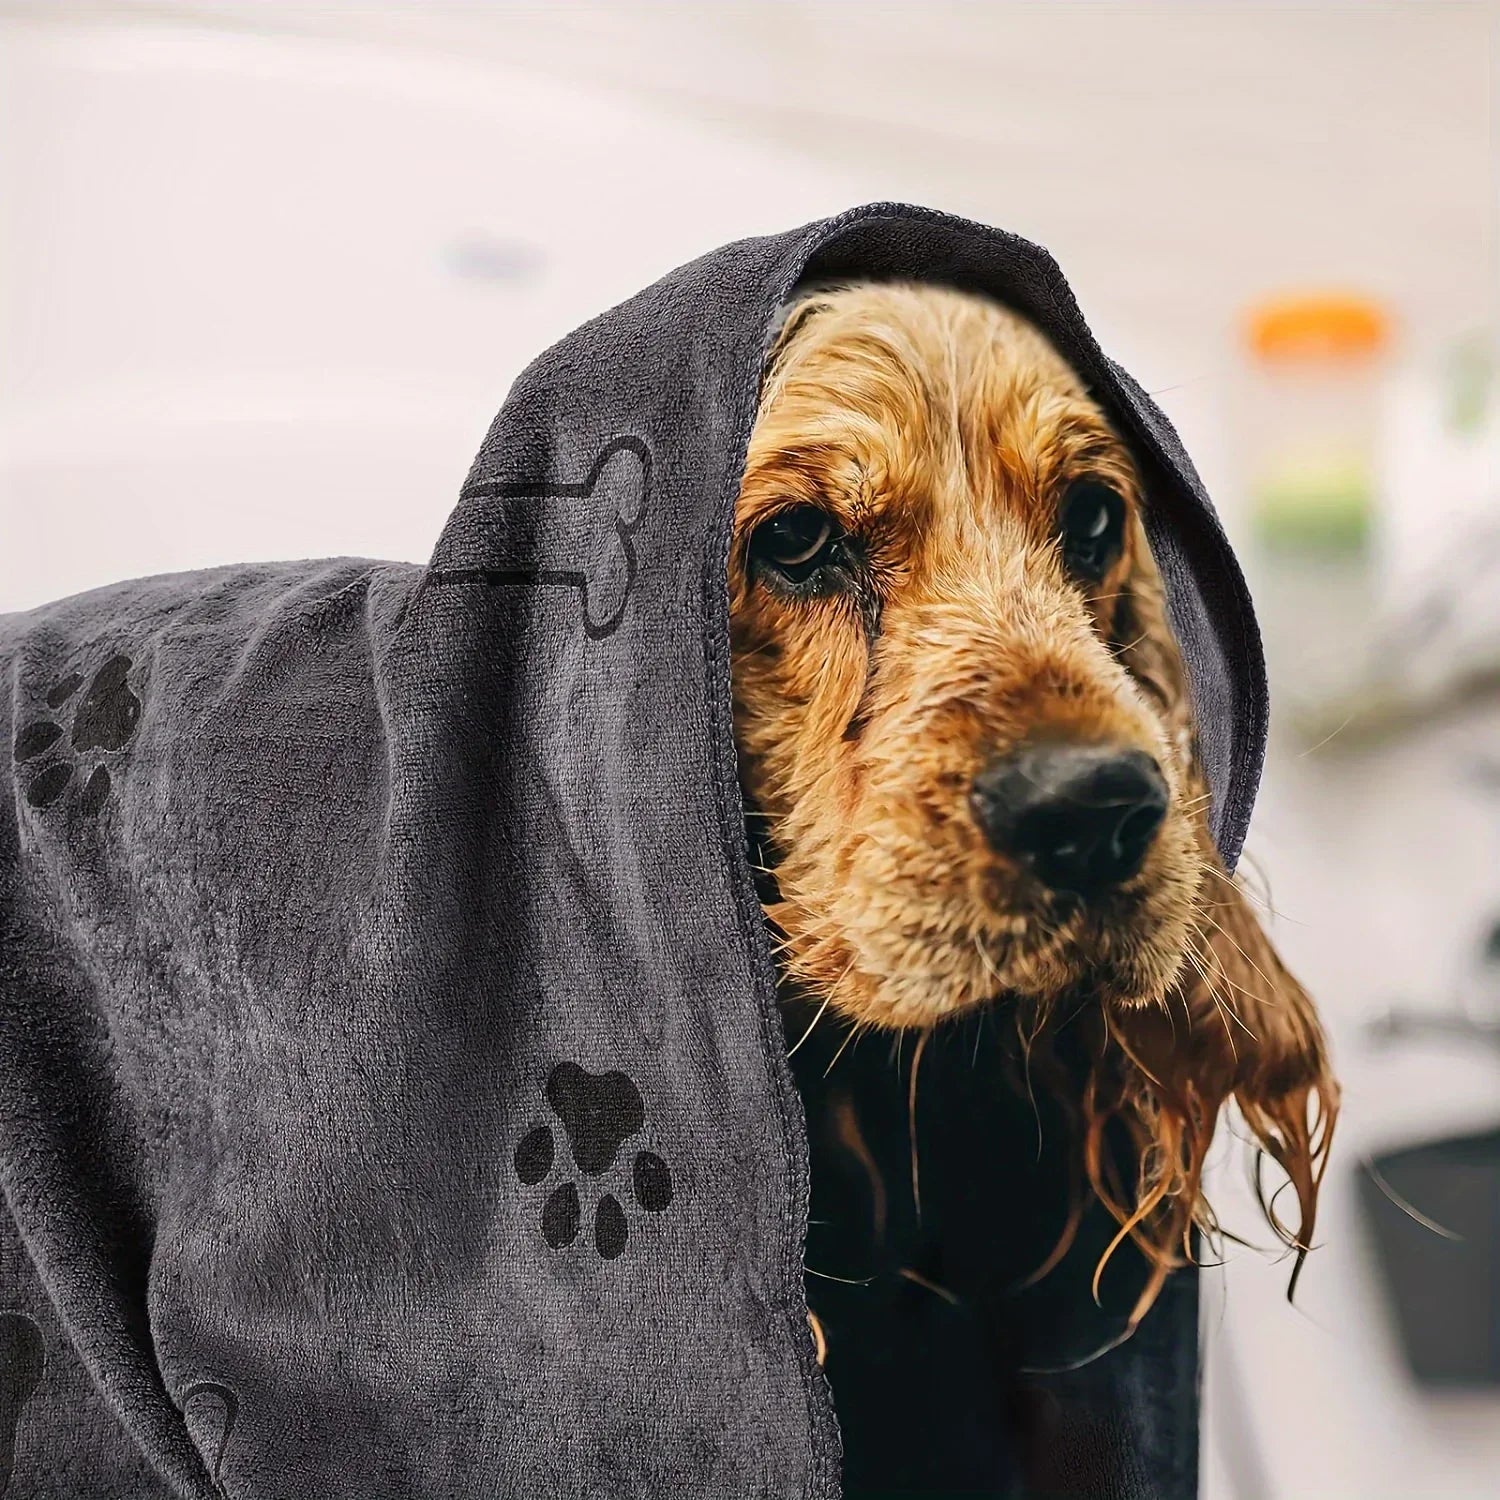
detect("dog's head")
[732,282,1335,1312]
[734,283,1208,1025]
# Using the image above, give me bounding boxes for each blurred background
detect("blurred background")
[2,2,1496,1494]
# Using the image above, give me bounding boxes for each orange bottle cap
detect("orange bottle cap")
[1246,294,1391,363]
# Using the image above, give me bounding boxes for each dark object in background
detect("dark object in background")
[1360,1131,1500,1385]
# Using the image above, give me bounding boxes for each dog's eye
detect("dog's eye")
[1059,480,1125,581]
[748,506,841,584]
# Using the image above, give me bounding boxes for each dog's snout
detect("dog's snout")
[970,743,1169,896]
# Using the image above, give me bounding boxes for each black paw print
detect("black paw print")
[13,656,140,814]
[514,1062,674,1260]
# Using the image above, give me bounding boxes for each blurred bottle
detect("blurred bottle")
[1237,293,1392,730]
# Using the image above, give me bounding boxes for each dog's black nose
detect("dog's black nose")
[971,743,1169,896]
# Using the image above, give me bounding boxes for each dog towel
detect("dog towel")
[0,205,1264,1498]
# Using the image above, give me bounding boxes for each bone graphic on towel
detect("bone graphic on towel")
[433,436,651,639]
[0,1312,45,1496]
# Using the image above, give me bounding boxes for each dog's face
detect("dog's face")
[732,282,1200,1029]
[731,282,1336,1309]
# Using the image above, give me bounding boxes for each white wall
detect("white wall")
[0,9,861,606]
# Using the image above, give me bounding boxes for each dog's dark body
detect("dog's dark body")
[791,1006,1197,1497]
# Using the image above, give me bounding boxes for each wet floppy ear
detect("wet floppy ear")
[1089,512,1338,1319]
[1091,871,1338,1327]
[1111,512,1335,1139]
[1164,854,1337,1279]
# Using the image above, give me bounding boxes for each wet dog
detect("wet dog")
[730,281,1336,1325]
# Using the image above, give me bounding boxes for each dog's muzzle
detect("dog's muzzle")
[970,741,1168,897]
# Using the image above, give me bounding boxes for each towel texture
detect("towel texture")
[0,205,1263,1498]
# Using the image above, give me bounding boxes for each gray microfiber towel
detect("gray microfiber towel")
[0,204,1264,1499]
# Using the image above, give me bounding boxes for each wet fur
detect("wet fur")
[731,283,1337,1323]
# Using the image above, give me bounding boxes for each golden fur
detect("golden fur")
[731,282,1337,1322]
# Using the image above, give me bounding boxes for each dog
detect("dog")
[729,281,1337,1331]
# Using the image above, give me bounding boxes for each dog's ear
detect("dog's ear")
[1088,512,1338,1322]
[1178,857,1336,1237]
[1101,853,1338,1313]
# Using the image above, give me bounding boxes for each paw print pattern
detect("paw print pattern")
[14,656,140,814]
[514,1062,674,1260]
